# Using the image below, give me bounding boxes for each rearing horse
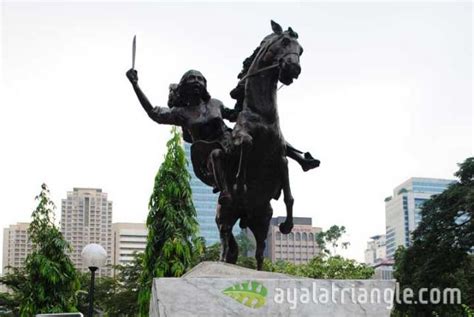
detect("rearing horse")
[217,21,303,270]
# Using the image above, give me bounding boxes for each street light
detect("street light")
[81,244,107,317]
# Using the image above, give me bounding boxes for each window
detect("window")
[84,197,90,226]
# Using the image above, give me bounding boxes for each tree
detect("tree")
[108,253,144,316]
[0,184,80,316]
[394,157,474,316]
[316,225,348,255]
[138,128,204,316]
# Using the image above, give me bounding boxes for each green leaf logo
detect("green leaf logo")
[222,281,268,309]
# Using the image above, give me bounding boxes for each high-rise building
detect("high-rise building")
[364,234,387,266]
[2,223,32,274]
[264,216,322,264]
[61,188,113,277]
[385,177,454,259]
[183,143,239,245]
[112,222,147,273]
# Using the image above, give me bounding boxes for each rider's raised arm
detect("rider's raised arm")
[126,69,155,115]
[126,69,184,126]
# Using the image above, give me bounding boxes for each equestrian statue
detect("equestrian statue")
[126,20,319,270]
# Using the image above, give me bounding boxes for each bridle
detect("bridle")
[238,34,301,84]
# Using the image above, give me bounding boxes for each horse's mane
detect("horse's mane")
[230,41,266,108]
[236,33,276,79]
[230,34,278,110]
[237,45,261,80]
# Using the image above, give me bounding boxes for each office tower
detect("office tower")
[61,188,113,277]
[264,216,322,264]
[385,177,454,259]
[2,223,32,274]
[112,222,147,274]
[364,234,387,266]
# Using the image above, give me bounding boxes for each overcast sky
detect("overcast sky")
[1,2,472,266]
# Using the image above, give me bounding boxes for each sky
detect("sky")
[0,1,472,267]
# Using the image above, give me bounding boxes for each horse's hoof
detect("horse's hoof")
[302,153,320,172]
[279,221,293,234]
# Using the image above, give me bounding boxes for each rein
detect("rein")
[238,63,279,84]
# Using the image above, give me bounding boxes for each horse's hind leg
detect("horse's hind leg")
[215,203,239,264]
[249,203,273,270]
[279,156,294,234]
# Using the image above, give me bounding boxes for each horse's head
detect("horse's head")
[260,20,303,85]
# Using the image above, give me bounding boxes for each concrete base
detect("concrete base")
[150,261,395,317]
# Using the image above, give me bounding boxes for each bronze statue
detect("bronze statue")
[126,20,318,270]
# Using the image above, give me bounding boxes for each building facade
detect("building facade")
[2,223,32,274]
[385,177,454,259]
[112,222,147,272]
[61,188,113,277]
[265,217,322,264]
[364,234,387,266]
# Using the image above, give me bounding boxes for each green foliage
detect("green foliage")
[138,128,204,316]
[201,243,220,262]
[266,255,374,279]
[393,157,474,316]
[222,281,268,309]
[299,256,374,279]
[0,184,80,316]
[0,285,21,316]
[315,225,347,255]
[0,266,28,315]
[236,256,257,269]
[77,273,119,316]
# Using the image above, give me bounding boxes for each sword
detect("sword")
[132,35,136,69]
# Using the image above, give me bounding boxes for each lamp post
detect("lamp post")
[81,244,107,317]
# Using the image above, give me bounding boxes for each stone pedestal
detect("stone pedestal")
[150,261,395,317]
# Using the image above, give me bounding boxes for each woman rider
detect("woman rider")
[127,68,235,206]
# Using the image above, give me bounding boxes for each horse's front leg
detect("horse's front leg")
[279,156,294,234]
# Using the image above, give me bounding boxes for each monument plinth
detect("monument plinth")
[150,262,395,317]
